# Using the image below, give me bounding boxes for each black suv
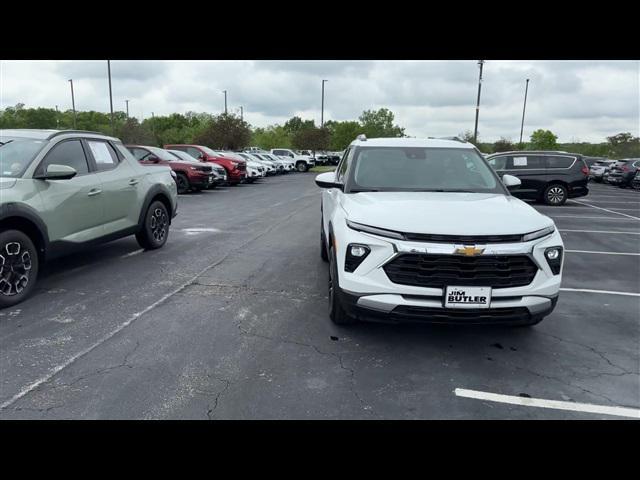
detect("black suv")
[606,159,640,188]
[486,151,589,205]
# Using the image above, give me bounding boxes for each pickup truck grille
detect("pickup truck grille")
[383,254,538,289]
[403,233,524,243]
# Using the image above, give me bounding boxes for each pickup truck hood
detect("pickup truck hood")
[340,192,553,236]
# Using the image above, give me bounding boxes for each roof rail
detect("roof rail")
[47,129,110,139]
[438,136,467,143]
[356,134,367,141]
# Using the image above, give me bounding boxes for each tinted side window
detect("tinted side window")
[86,140,119,171]
[487,156,508,170]
[546,156,574,169]
[336,148,352,182]
[39,140,89,175]
[186,147,202,158]
[510,155,545,169]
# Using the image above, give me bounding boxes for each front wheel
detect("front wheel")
[543,184,568,206]
[136,201,170,250]
[0,230,39,309]
[297,162,308,172]
[176,173,190,194]
[328,246,356,325]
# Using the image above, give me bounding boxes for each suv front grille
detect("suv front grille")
[383,254,538,289]
[403,233,523,243]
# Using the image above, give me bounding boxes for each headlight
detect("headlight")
[346,220,405,240]
[522,225,555,242]
[345,244,371,272]
[545,247,563,274]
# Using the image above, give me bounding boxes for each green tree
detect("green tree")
[493,137,515,153]
[529,129,558,150]
[324,120,362,150]
[292,127,331,152]
[606,132,640,158]
[359,108,404,138]
[251,125,292,150]
[193,113,252,150]
[283,116,315,135]
[116,118,155,145]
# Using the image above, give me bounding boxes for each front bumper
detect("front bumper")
[333,223,564,324]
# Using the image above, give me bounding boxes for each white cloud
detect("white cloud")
[1,60,638,142]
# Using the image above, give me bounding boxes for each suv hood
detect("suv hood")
[341,192,553,236]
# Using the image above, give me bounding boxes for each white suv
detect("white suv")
[271,148,315,172]
[316,136,564,326]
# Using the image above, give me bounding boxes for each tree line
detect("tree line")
[1,103,637,158]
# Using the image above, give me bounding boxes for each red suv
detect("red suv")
[126,145,215,194]
[164,144,247,185]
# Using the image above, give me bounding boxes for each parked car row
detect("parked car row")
[604,158,640,187]
[0,128,322,308]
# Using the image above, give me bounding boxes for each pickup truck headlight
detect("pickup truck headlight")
[345,244,371,272]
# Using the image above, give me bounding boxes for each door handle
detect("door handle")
[87,189,102,197]
[128,179,140,186]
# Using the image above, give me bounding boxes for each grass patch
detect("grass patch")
[309,165,336,173]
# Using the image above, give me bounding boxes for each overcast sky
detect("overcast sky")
[1,60,638,142]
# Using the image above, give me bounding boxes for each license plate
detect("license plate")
[445,286,491,309]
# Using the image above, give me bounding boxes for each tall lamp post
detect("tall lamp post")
[68,79,77,129]
[519,78,530,145]
[321,79,328,128]
[473,60,484,144]
[223,90,228,114]
[240,106,243,121]
[107,60,114,134]
[125,100,130,119]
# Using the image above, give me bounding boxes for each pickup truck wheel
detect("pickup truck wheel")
[543,184,568,206]
[296,161,308,172]
[136,201,169,250]
[176,173,189,194]
[329,246,356,325]
[0,230,39,309]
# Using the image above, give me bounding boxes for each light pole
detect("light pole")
[321,79,328,128]
[151,112,155,143]
[473,60,484,144]
[519,78,530,145]
[125,100,130,119]
[223,90,227,115]
[107,60,114,134]
[68,79,77,129]
[55,105,60,128]
[240,106,243,121]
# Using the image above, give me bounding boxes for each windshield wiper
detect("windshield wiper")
[0,140,13,146]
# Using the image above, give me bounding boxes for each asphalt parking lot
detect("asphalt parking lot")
[0,175,638,419]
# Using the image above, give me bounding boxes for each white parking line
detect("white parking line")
[560,287,640,297]
[559,229,640,235]
[119,249,144,259]
[568,200,640,220]
[565,249,640,256]
[580,200,640,204]
[454,388,640,419]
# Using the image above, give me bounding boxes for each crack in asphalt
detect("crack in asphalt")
[0,194,318,411]
[187,282,326,301]
[204,376,232,420]
[235,319,375,417]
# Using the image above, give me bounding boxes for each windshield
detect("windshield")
[146,146,178,161]
[168,150,198,163]
[199,146,220,156]
[0,137,47,178]
[347,147,505,194]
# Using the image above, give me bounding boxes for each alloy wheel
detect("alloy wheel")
[150,207,168,243]
[547,186,566,204]
[0,242,32,296]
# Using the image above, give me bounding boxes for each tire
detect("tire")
[543,184,568,206]
[0,230,39,309]
[176,173,189,194]
[328,245,356,325]
[296,161,308,173]
[320,223,329,262]
[136,201,170,250]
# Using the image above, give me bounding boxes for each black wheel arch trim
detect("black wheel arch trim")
[138,185,176,227]
[0,203,50,260]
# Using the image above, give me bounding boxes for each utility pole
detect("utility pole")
[473,60,484,144]
[68,79,77,129]
[240,106,243,121]
[223,90,227,114]
[151,112,155,143]
[107,60,114,134]
[55,105,60,128]
[519,78,530,145]
[125,100,130,119]
[321,79,328,128]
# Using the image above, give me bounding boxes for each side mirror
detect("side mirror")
[34,164,77,180]
[502,174,521,191]
[148,156,160,163]
[315,171,343,190]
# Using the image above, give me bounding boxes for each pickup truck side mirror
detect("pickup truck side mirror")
[315,171,343,190]
[34,164,78,180]
[502,174,521,191]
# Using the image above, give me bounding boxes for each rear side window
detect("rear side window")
[546,156,574,169]
[38,140,89,176]
[487,156,508,170]
[185,147,202,158]
[86,140,119,171]
[510,155,545,169]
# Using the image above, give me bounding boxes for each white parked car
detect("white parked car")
[316,135,563,326]
[238,153,276,175]
[271,148,315,172]
[255,153,292,173]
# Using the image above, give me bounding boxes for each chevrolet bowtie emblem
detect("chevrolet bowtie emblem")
[455,245,485,256]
